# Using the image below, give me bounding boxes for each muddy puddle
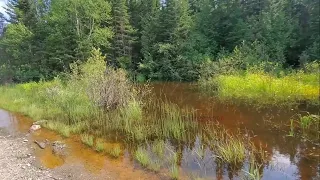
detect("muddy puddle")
[0,82,319,180]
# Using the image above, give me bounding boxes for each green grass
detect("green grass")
[81,134,94,147]
[215,134,246,165]
[290,114,320,142]
[106,145,122,158]
[243,154,262,180]
[152,140,165,157]
[135,147,150,167]
[95,139,105,152]
[288,119,295,137]
[170,164,179,180]
[199,71,319,107]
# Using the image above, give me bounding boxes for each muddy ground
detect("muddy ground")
[0,128,112,180]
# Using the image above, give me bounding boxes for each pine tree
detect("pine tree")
[5,0,38,29]
[139,0,160,78]
[145,0,193,80]
[110,0,135,69]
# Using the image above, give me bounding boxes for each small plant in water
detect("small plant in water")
[170,164,179,180]
[135,147,150,167]
[149,160,161,172]
[95,139,105,152]
[299,114,313,132]
[215,135,246,164]
[287,119,295,137]
[81,134,94,147]
[152,140,165,157]
[242,153,262,180]
[106,145,122,158]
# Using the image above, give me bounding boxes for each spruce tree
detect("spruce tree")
[110,0,135,69]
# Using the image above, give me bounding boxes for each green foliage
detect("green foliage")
[110,0,135,69]
[0,0,113,82]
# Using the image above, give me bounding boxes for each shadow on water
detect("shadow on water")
[0,82,319,180]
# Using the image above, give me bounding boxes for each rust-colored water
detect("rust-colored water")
[0,82,319,180]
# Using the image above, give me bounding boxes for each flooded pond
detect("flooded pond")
[0,82,319,180]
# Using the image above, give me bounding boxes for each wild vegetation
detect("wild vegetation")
[199,49,319,106]
[0,49,269,179]
[288,113,320,143]
[0,0,319,179]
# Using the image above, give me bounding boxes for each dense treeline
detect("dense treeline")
[0,0,319,82]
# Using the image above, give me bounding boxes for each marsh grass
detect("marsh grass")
[203,123,246,165]
[134,144,168,172]
[152,140,165,157]
[43,121,87,137]
[105,144,122,158]
[290,113,320,142]
[135,147,150,167]
[199,62,319,107]
[215,136,246,164]
[288,119,295,137]
[242,154,262,180]
[170,164,179,180]
[95,139,105,152]
[81,134,94,147]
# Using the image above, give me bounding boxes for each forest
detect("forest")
[0,0,319,82]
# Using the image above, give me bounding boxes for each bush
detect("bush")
[70,49,137,110]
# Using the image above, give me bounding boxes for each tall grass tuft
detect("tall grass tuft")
[215,134,246,164]
[135,147,150,167]
[95,139,105,152]
[105,144,122,158]
[81,134,94,147]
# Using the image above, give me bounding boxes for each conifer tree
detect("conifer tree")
[110,0,135,69]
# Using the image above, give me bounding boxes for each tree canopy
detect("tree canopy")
[0,0,319,82]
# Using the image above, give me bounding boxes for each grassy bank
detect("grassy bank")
[199,61,319,107]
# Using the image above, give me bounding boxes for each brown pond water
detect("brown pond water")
[0,82,319,180]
